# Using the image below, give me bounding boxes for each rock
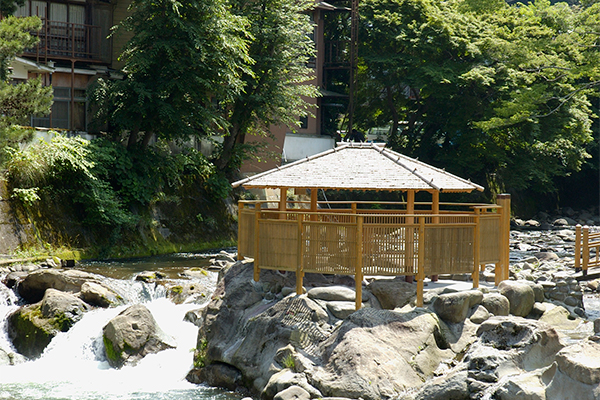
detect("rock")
[17,269,101,303]
[533,252,559,262]
[529,302,546,319]
[367,278,416,309]
[594,319,600,334]
[414,368,469,400]
[274,385,311,400]
[8,303,57,359]
[263,369,322,399]
[555,340,600,385]
[311,308,455,400]
[498,281,535,317]
[481,293,510,316]
[102,304,176,368]
[2,271,27,288]
[0,347,25,366]
[186,362,243,390]
[521,281,545,303]
[184,309,204,327]
[307,285,366,303]
[493,368,548,400]
[40,288,88,328]
[135,271,166,283]
[538,305,581,332]
[326,301,357,320]
[469,305,490,324]
[80,281,122,308]
[180,268,209,279]
[432,291,481,323]
[167,282,209,305]
[476,317,563,370]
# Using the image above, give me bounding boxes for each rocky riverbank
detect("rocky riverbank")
[2,226,600,399]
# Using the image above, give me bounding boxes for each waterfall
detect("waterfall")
[0,267,242,400]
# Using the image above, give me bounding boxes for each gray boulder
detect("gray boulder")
[7,289,89,359]
[102,304,175,368]
[40,288,89,328]
[481,293,510,316]
[307,285,367,303]
[498,280,535,317]
[17,269,101,303]
[432,290,482,323]
[274,385,311,400]
[414,368,469,400]
[367,278,416,309]
[80,281,122,308]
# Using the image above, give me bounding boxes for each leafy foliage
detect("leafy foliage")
[89,0,251,148]
[215,0,320,172]
[6,135,230,231]
[357,0,598,198]
[0,16,52,164]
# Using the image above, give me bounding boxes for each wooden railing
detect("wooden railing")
[23,19,102,61]
[575,225,600,275]
[238,199,510,309]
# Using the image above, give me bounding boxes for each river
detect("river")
[0,253,244,400]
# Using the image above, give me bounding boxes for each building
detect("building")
[10,0,353,173]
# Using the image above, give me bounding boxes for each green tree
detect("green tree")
[357,0,597,197]
[89,0,251,149]
[213,0,319,172]
[0,15,52,161]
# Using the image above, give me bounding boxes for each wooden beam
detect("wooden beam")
[311,188,318,221]
[279,187,288,219]
[496,194,511,283]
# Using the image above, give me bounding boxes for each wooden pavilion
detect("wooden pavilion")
[233,142,510,309]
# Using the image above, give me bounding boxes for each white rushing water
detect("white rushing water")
[0,274,242,400]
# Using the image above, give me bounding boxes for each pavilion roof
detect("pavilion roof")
[232,142,484,193]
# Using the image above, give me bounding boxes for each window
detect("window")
[31,87,87,131]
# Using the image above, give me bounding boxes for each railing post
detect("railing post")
[253,203,261,282]
[355,215,363,310]
[583,226,590,277]
[496,194,511,283]
[575,224,582,272]
[416,217,425,307]
[296,216,304,294]
[237,202,244,261]
[473,212,480,289]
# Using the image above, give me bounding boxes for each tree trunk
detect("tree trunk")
[141,131,153,149]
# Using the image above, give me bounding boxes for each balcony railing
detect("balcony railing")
[324,39,350,66]
[23,19,103,62]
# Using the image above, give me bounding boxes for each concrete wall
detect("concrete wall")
[282,133,335,163]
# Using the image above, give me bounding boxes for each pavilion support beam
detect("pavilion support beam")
[406,190,416,283]
[311,188,318,221]
[279,187,288,219]
[431,191,439,282]
[496,194,511,284]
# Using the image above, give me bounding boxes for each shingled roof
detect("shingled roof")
[232,142,484,192]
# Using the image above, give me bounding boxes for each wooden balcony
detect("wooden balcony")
[23,20,103,62]
[238,199,511,309]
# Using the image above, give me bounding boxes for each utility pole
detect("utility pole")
[348,0,359,136]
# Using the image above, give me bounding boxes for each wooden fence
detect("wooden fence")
[575,225,600,275]
[238,199,510,309]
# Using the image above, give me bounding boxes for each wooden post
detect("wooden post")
[279,187,288,220]
[238,202,244,261]
[406,190,415,279]
[431,191,439,282]
[496,194,511,283]
[583,226,590,276]
[473,211,480,289]
[296,217,304,294]
[355,215,364,310]
[310,188,318,222]
[416,216,425,307]
[253,203,261,282]
[575,224,582,272]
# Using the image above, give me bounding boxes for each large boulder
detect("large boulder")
[432,290,483,324]
[102,304,176,368]
[498,280,535,317]
[481,293,510,316]
[367,278,416,309]
[7,290,89,359]
[310,308,455,400]
[17,269,101,303]
[80,281,123,308]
